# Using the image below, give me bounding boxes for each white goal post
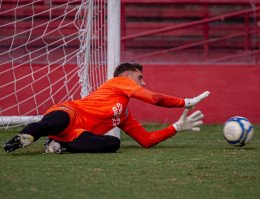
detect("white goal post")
[0,0,121,138]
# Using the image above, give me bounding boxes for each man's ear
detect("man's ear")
[120,71,129,77]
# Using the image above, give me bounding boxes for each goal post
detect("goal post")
[0,0,121,135]
[107,0,121,79]
[106,0,121,138]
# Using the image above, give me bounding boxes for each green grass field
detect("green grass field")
[0,125,259,199]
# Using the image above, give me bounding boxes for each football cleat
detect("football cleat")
[4,134,34,152]
[45,138,66,153]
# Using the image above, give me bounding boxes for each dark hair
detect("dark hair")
[113,63,143,77]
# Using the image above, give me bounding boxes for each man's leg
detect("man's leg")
[65,131,120,153]
[4,110,70,152]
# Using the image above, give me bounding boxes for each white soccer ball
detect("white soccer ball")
[223,116,254,147]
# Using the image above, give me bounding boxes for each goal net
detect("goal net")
[0,0,110,128]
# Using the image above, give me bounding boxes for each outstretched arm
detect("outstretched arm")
[120,115,177,148]
[119,109,204,148]
[132,88,210,109]
[131,88,185,107]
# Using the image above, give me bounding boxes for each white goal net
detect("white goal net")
[0,0,111,128]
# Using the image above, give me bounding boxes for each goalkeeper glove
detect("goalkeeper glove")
[173,109,204,132]
[184,91,210,109]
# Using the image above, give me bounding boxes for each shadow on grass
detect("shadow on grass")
[225,146,257,151]
[121,144,198,150]
[3,150,44,156]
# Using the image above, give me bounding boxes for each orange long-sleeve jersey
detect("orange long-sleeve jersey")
[46,76,185,147]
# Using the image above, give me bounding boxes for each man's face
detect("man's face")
[127,69,145,87]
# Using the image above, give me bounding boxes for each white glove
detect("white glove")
[185,91,210,109]
[173,109,204,132]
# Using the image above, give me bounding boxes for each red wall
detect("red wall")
[128,64,260,124]
[1,63,259,124]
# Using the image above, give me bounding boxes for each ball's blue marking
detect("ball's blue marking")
[247,125,253,133]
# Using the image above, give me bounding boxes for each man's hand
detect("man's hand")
[173,109,204,132]
[185,91,210,109]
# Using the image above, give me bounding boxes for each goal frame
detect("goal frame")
[106,0,121,138]
[0,0,121,138]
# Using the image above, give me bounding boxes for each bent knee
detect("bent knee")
[113,137,121,152]
[106,136,121,152]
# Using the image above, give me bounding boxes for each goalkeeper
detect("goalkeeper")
[4,63,210,153]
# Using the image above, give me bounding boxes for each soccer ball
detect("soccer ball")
[223,116,254,147]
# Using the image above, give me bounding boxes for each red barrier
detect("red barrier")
[1,63,259,124]
[128,64,260,124]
